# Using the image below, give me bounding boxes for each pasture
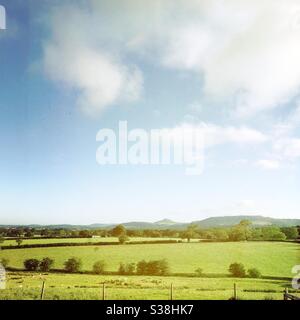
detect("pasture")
[0,241,298,278]
[0,272,294,300]
[2,237,179,246]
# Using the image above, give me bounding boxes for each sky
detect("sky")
[0,0,300,225]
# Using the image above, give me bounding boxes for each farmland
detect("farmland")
[2,237,179,246]
[0,240,299,300]
[0,272,293,300]
[0,241,298,277]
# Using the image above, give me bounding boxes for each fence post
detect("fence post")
[40,281,46,300]
[284,288,288,300]
[102,283,106,301]
[233,283,237,300]
[170,283,173,301]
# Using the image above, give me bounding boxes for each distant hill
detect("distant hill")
[1,215,299,230]
[191,215,300,228]
[155,219,178,225]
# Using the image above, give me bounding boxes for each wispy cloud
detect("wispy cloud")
[255,159,280,170]
[41,0,300,118]
[42,4,143,116]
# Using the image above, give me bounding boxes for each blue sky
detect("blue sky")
[1,0,300,224]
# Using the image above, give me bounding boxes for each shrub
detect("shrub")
[16,238,23,246]
[93,260,106,274]
[39,257,54,272]
[229,263,246,278]
[248,268,261,278]
[118,262,136,275]
[136,260,148,275]
[136,259,170,276]
[64,257,82,273]
[195,268,204,277]
[24,259,40,271]
[118,234,129,244]
[0,258,9,268]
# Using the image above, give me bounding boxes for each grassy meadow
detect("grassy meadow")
[0,272,294,300]
[1,241,298,277]
[0,240,299,300]
[2,237,179,246]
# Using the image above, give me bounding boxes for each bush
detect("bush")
[93,260,106,274]
[118,263,136,275]
[195,268,203,277]
[118,234,129,244]
[136,259,170,276]
[248,268,261,278]
[229,263,246,278]
[24,259,40,271]
[0,258,9,268]
[39,257,54,272]
[64,257,82,273]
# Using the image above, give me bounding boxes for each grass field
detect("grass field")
[1,242,298,278]
[0,272,295,300]
[2,237,180,246]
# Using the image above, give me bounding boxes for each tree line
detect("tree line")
[0,221,299,243]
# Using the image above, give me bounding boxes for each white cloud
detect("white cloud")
[41,1,300,118]
[42,5,143,115]
[174,122,268,148]
[255,159,280,170]
[273,138,300,160]
[110,0,300,117]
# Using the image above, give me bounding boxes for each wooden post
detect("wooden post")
[170,283,173,301]
[102,283,106,300]
[233,283,237,300]
[40,281,46,300]
[284,288,288,300]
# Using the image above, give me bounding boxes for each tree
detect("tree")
[248,268,261,278]
[281,227,298,240]
[250,228,263,240]
[136,260,148,275]
[261,227,286,240]
[111,225,126,237]
[229,220,252,241]
[182,224,198,242]
[212,229,229,241]
[118,234,129,244]
[93,260,106,274]
[118,262,135,275]
[136,259,170,276]
[0,258,9,268]
[64,257,82,273]
[24,259,40,271]
[79,230,91,238]
[229,263,246,278]
[195,268,204,277]
[39,257,54,272]
[16,238,23,246]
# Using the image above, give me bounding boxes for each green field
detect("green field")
[1,242,298,277]
[0,272,295,300]
[0,241,299,300]
[2,237,179,246]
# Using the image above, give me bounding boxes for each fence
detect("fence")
[283,288,300,300]
[34,282,299,301]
